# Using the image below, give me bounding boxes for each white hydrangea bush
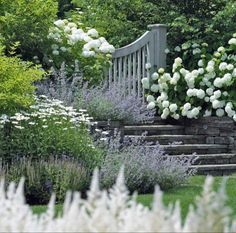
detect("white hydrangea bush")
[0,169,236,232]
[142,33,236,121]
[47,18,115,82]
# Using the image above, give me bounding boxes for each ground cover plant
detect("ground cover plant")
[143,34,236,120]
[1,170,236,232]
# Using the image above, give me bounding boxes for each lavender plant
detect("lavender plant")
[77,82,156,124]
[100,132,195,193]
[36,62,82,106]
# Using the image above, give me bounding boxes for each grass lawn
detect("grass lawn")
[32,175,236,219]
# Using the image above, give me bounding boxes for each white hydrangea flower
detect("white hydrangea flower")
[203,109,212,117]
[183,103,191,111]
[213,90,221,99]
[216,109,224,117]
[150,84,159,93]
[193,48,201,55]
[233,68,236,77]
[213,78,223,88]
[198,59,204,67]
[214,52,221,58]
[145,63,152,70]
[141,78,150,89]
[146,95,155,103]
[222,73,232,84]
[169,103,178,112]
[204,97,210,102]
[206,66,214,73]
[219,62,227,71]
[52,50,59,55]
[198,68,204,74]
[174,46,181,52]
[187,89,195,97]
[174,57,183,66]
[151,72,159,80]
[226,64,234,71]
[191,107,200,117]
[87,29,99,38]
[54,19,65,28]
[217,46,225,53]
[223,91,228,97]
[158,68,165,74]
[233,114,236,122]
[147,102,156,110]
[173,113,180,120]
[212,100,221,109]
[196,89,205,99]
[228,38,236,45]
[162,100,170,108]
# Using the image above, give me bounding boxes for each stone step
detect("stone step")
[148,144,229,155]
[172,154,236,165]
[124,135,206,145]
[124,125,184,136]
[190,164,236,176]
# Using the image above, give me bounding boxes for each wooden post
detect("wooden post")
[148,24,167,73]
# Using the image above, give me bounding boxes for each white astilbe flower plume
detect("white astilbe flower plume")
[0,170,235,232]
[183,176,231,232]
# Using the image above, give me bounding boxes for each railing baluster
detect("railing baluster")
[142,46,146,100]
[113,58,117,85]
[128,54,132,94]
[123,56,127,95]
[132,52,136,96]
[118,57,122,89]
[137,49,141,98]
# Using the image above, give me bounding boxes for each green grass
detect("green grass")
[32,175,236,219]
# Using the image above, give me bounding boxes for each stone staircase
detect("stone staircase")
[123,117,236,176]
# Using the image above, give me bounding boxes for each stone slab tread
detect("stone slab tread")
[190,164,236,170]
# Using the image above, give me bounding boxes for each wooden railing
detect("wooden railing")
[108,24,167,98]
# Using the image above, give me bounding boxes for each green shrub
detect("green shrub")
[72,0,235,70]
[0,52,45,114]
[0,96,103,168]
[0,0,58,60]
[1,158,90,204]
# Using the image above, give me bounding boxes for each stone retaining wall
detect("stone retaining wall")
[180,117,236,152]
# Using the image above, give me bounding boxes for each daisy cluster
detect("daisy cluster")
[0,95,96,130]
[142,34,236,120]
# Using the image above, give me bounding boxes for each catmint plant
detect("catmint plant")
[77,81,156,124]
[36,62,82,106]
[100,131,196,193]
